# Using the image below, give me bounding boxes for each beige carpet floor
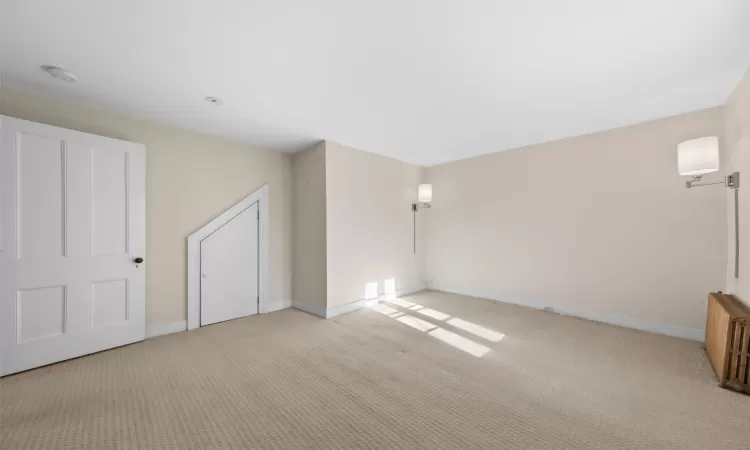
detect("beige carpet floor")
[1,290,748,449]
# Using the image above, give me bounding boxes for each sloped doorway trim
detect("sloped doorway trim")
[187,184,269,330]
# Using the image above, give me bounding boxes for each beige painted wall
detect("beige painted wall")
[0,87,293,327]
[291,142,328,312]
[325,141,425,309]
[424,108,727,332]
[723,69,750,306]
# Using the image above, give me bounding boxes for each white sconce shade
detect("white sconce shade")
[418,184,433,203]
[677,137,719,176]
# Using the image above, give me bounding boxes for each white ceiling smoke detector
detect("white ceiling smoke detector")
[205,97,223,105]
[40,65,77,83]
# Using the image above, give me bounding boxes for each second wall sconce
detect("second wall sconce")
[678,136,741,278]
[412,184,432,254]
[415,184,432,209]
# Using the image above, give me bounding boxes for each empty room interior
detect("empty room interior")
[1,1,749,449]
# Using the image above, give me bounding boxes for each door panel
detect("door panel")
[200,203,259,326]
[0,116,146,376]
[91,279,129,327]
[90,148,129,256]
[16,132,66,259]
[17,285,66,342]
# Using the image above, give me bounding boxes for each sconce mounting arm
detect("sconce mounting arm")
[685,172,740,189]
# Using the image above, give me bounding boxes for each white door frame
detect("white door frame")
[187,184,268,330]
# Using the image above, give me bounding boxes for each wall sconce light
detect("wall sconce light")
[678,136,741,278]
[416,184,432,209]
[678,137,739,188]
[412,184,432,254]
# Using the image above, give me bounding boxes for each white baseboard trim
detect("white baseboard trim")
[326,285,427,319]
[325,299,367,319]
[392,285,427,299]
[435,287,705,342]
[147,303,292,338]
[146,320,187,339]
[268,300,292,313]
[292,302,327,318]
[293,285,427,319]
[563,308,705,341]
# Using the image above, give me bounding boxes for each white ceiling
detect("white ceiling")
[1,1,748,166]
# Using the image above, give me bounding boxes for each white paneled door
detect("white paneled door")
[0,116,146,376]
[200,202,259,326]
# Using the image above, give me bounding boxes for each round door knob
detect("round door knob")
[134,257,144,264]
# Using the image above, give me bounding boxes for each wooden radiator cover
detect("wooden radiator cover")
[705,292,750,395]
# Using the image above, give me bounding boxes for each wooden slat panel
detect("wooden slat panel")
[727,322,742,381]
[704,293,749,394]
[739,322,749,388]
[706,294,729,379]
[728,321,743,382]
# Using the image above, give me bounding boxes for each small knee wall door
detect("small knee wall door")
[200,202,259,326]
